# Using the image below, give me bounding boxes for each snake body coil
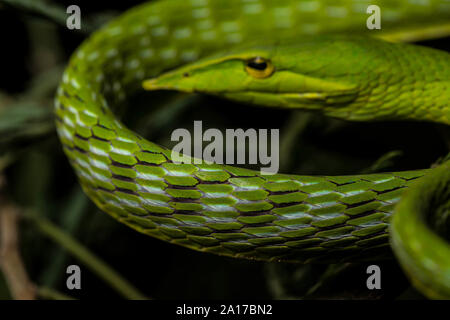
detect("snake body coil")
[55,0,450,298]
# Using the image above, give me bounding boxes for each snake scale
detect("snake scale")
[55,0,450,298]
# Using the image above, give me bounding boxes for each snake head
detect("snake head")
[143,37,361,112]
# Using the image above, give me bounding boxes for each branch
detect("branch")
[26,211,148,300]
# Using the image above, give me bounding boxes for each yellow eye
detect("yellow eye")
[245,57,274,79]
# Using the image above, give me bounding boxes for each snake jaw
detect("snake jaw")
[221,90,358,110]
[143,67,358,111]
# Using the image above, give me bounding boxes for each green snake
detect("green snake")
[55,0,450,298]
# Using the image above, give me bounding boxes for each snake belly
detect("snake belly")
[55,0,450,297]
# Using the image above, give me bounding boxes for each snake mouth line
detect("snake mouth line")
[143,79,357,105]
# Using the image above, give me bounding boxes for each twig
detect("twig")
[279,111,313,172]
[0,177,36,300]
[25,211,148,300]
[40,187,88,288]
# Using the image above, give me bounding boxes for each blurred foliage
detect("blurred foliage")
[0,0,448,300]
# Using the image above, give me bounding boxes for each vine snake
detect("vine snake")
[55,0,450,299]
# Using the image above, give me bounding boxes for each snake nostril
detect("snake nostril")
[183,72,190,78]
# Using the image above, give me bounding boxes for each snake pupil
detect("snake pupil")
[245,57,274,78]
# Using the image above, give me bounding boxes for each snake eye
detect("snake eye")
[245,57,274,79]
